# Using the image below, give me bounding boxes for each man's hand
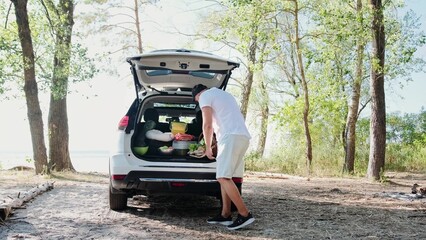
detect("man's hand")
[205,147,215,160]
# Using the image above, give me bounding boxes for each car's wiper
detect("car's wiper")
[148,86,168,94]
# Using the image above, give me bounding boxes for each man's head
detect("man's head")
[192,84,208,102]
[143,108,159,123]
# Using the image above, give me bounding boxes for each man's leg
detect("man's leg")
[220,183,232,217]
[218,177,249,217]
[212,135,254,229]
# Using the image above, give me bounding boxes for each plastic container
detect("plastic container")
[133,146,149,155]
[158,146,174,155]
[172,140,196,149]
[146,139,172,154]
[174,149,189,156]
[172,140,196,156]
[170,122,187,135]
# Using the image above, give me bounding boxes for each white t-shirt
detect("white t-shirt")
[198,87,251,142]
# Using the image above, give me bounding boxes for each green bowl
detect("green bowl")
[133,146,149,155]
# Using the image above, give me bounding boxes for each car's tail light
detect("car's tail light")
[232,177,243,183]
[118,116,129,130]
[112,175,127,180]
[171,182,186,187]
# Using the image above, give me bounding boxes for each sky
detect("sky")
[0,0,425,154]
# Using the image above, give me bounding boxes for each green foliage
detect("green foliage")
[273,68,348,159]
[70,43,98,83]
[227,0,253,6]
[0,14,23,98]
[245,136,346,177]
[356,111,426,173]
[203,0,278,69]
[353,144,369,176]
[269,0,425,177]
[2,0,425,176]
[249,109,426,176]
[0,0,97,99]
[25,156,33,164]
[383,110,426,172]
[245,151,267,172]
[386,143,426,172]
[384,9,426,83]
[386,110,426,144]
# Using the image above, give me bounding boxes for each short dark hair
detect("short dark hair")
[143,108,159,123]
[192,84,208,101]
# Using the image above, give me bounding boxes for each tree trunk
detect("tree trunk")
[256,79,269,156]
[134,0,143,53]
[293,1,312,176]
[240,33,258,119]
[48,0,75,172]
[367,0,386,180]
[344,0,364,174]
[12,0,48,174]
[49,97,73,171]
[0,182,54,221]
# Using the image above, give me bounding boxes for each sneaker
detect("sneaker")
[227,212,255,230]
[207,214,233,226]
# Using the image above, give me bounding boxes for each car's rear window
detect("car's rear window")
[146,69,215,79]
[153,103,197,109]
[145,103,197,124]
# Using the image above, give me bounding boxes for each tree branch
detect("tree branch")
[39,0,56,38]
[100,24,137,35]
[357,98,371,120]
[5,2,12,29]
[109,12,136,21]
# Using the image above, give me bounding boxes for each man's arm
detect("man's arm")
[201,106,215,159]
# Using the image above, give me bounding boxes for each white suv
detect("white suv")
[109,49,241,210]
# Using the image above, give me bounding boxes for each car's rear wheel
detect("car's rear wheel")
[109,184,128,210]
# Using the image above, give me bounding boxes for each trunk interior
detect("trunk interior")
[131,95,213,163]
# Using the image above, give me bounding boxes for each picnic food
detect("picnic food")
[188,143,205,157]
[159,146,174,154]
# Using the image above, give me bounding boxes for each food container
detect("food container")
[158,146,174,155]
[172,140,196,149]
[133,146,149,155]
[146,139,172,154]
[172,140,196,156]
[174,149,189,156]
[170,122,188,135]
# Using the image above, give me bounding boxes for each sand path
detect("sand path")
[1,170,425,239]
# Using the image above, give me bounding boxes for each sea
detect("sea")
[0,150,109,173]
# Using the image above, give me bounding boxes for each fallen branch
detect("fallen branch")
[407,214,426,218]
[0,182,54,221]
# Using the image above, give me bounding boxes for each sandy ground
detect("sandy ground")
[1,170,426,240]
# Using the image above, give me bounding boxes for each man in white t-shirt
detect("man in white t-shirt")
[192,84,255,230]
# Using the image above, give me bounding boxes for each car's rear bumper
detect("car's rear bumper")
[110,170,242,197]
